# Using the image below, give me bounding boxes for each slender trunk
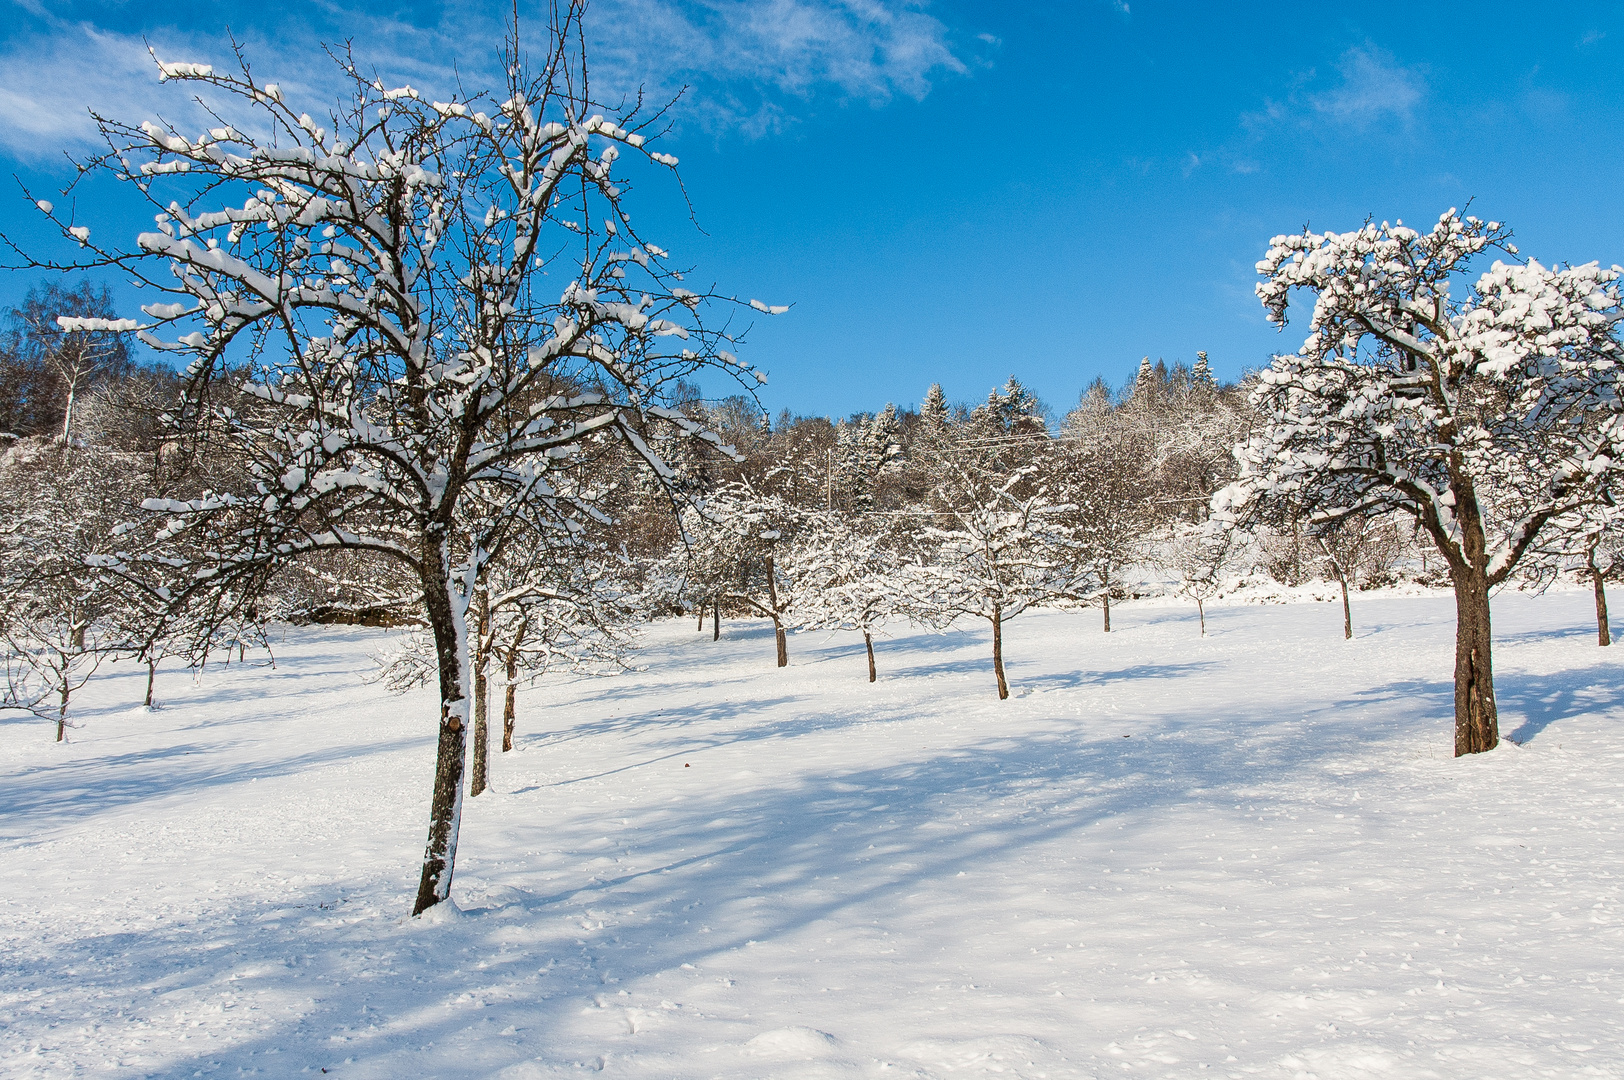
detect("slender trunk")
[712,596,720,642]
[1317,537,1352,640]
[766,557,787,667]
[413,545,469,917]
[1197,598,1205,637]
[992,606,1009,700]
[144,658,157,708]
[470,590,490,798]
[1339,576,1352,640]
[60,378,77,461]
[1102,569,1111,632]
[698,605,705,632]
[1590,549,1611,647]
[56,679,68,742]
[864,630,876,683]
[502,647,517,753]
[1451,568,1499,756]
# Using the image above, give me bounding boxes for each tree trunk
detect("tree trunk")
[712,596,720,642]
[413,550,469,917]
[1318,538,1352,640]
[502,647,518,752]
[1451,569,1499,756]
[1339,576,1352,640]
[1590,549,1611,647]
[56,685,67,742]
[470,590,490,798]
[992,606,1009,700]
[1197,598,1205,637]
[766,557,787,667]
[698,604,705,632]
[145,658,157,708]
[1102,591,1111,633]
[864,630,876,683]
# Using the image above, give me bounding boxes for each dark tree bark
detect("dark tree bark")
[413,549,469,917]
[1451,569,1499,756]
[766,557,788,667]
[470,589,490,798]
[1197,598,1206,637]
[1101,568,1111,632]
[1589,548,1611,647]
[502,646,518,752]
[864,630,876,683]
[712,595,720,642]
[697,605,705,632]
[144,658,157,708]
[992,606,1009,700]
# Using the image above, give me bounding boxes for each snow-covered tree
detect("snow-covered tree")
[1520,506,1622,647]
[831,403,903,510]
[0,281,134,447]
[36,17,774,913]
[1191,350,1215,388]
[919,461,1085,698]
[0,437,136,737]
[1134,356,1155,397]
[1056,398,1157,631]
[1159,521,1247,637]
[920,383,950,434]
[679,485,806,665]
[1214,210,1624,755]
[794,514,915,682]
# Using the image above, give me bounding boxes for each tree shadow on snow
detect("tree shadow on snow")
[1498,661,1624,745]
[0,734,426,840]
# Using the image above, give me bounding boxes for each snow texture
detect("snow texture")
[2,590,1621,1078]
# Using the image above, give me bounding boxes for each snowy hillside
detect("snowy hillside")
[2,591,1621,1079]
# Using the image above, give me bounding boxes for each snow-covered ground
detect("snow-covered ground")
[3,590,1622,1079]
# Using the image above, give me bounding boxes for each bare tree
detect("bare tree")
[21,13,773,913]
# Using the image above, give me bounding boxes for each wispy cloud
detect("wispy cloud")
[1238,43,1426,140]
[1310,45,1425,128]
[589,0,967,134]
[0,0,968,156]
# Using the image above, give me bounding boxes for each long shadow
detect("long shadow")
[0,734,426,840]
[125,671,1443,1079]
[28,611,1622,1077]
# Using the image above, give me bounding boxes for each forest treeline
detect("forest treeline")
[0,291,1501,741]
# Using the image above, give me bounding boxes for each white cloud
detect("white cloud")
[0,0,967,156]
[588,0,965,132]
[1311,45,1425,128]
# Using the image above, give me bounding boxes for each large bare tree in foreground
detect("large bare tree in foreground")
[1214,211,1624,755]
[19,8,772,912]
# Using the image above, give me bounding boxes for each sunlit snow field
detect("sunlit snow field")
[2,590,1622,1079]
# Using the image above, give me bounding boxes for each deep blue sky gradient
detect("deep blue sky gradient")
[1,1,1620,419]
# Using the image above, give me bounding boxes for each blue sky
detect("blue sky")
[1,1,1621,419]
